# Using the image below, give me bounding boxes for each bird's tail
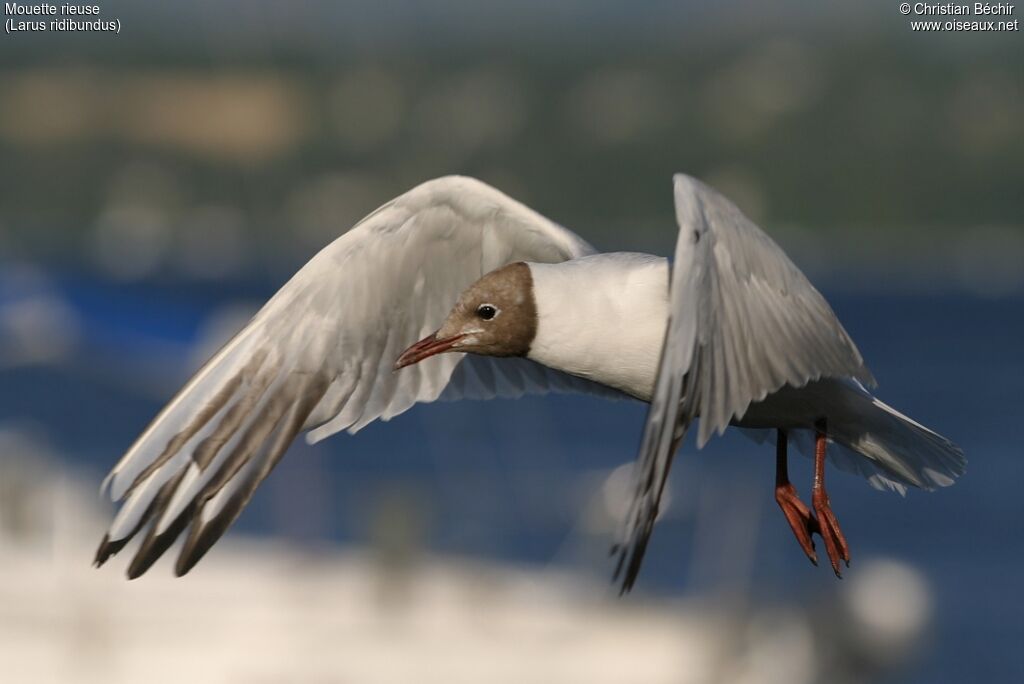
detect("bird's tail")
[805,385,966,495]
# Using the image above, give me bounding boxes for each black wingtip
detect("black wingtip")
[609,541,644,596]
[175,516,231,577]
[610,544,630,596]
[93,534,128,568]
[126,504,195,579]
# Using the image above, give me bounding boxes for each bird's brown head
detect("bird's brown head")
[394,262,537,370]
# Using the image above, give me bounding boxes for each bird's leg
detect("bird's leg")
[812,418,851,577]
[774,429,818,566]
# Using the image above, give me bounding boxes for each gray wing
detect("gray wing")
[95,175,610,578]
[613,174,874,592]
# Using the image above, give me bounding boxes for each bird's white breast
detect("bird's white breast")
[526,253,669,400]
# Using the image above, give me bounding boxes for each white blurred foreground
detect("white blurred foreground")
[0,431,932,684]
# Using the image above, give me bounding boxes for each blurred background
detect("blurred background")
[1,1,1022,682]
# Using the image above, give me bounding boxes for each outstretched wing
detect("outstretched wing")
[613,174,874,592]
[96,175,603,578]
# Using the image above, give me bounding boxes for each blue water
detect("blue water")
[2,271,1022,682]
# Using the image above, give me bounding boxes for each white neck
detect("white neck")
[526,253,669,401]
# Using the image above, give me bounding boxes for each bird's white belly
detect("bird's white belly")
[527,254,857,424]
[527,254,669,400]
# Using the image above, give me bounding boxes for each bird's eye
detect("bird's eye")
[477,304,497,320]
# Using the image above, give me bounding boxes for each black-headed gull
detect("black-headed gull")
[95,174,965,588]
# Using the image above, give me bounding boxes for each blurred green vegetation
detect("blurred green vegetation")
[0,3,1021,291]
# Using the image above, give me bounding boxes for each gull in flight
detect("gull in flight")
[95,174,965,588]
